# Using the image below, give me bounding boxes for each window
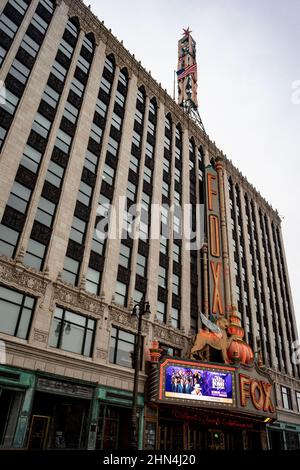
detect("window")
[55,129,72,154]
[129,155,139,173]
[51,60,67,82]
[50,307,95,357]
[157,301,166,323]
[160,343,181,358]
[174,167,181,183]
[165,117,171,130]
[115,90,125,107]
[90,122,102,144]
[0,285,35,339]
[86,268,101,295]
[58,38,73,59]
[145,142,154,159]
[82,35,94,53]
[137,89,144,106]
[0,225,19,258]
[84,149,98,173]
[136,253,147,277]
[0,14,18,40]
[164,136,171,150]
[43,85,59,109]
[7,182,31,213]
[46,161,64,187]
[119,243,131,269]
[118,71,127,87]
[296,391,300,413]
[77,55,90,74]
[162,181,169,198]
[114,281,128,306]
[158,266,167,288]
[149,101,156,115]
[282,386,292,410]
[175,127,181,140]
[135,109,143,125]
[20,34,39,58]
[91,227,105,255]
[102,164,115,186]
[35,197,56,227]
[147,121,155,136]
[107,136,119,157]
[95,98,107,118]
[171,307,180,329]
[172,274,180,296]
[111,113,122,131]
[160,236,168,255]
[163,158,170,173]
[109,326,136,369]
[173,243,180,263]
[24,239,46,270]
[104,56,114,73]
[21,145,42,173]
[127,181,136,202]
[78,181,92,206]
[132,131,141,148]
[70,77,84,97]
[69,217,86,244]
[62,257,80,285]
[31,13,48,34]
[10,59,30,84]
[144,166,152,184]
[63,101,78,124]
[133,289,144,304]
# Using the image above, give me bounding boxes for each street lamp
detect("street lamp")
[129,298,151,450]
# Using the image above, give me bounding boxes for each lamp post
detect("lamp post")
[129,298,151,450]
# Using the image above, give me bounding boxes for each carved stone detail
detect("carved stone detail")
[153,323,187,348]
[0,257,48,296]
[109,305,149,335]
[33,329,48,344]
[96,348,107,360]
[52,280,105,321]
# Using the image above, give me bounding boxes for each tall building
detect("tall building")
[0,0,299,450]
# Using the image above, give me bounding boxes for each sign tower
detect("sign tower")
[177,27,205,132]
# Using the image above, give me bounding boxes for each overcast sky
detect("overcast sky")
[87,0,300,332]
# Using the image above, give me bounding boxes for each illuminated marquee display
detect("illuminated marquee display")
[159,359,235,407]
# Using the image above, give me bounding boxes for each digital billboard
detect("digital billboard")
[164,365,233,405]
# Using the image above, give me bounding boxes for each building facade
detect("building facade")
[0,0,299,450]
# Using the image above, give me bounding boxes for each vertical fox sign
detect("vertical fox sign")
[206,164,225,317]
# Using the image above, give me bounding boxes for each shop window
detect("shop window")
[109,326,137,369]
[50,307,95,357]
[0,285,35,339]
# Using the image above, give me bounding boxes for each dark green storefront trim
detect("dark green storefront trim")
[0,365,144,449]
[0,364,36,448]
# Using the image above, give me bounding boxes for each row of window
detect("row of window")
[0,284,181,366]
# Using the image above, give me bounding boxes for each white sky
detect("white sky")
[86,0,300,333]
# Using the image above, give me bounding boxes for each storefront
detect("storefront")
[267,421,300,450]
[0,365,36,449]
[95,386,144,450]
[27,374,96,450]
[145,358,277,450]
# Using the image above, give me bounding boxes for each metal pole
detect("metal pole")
[129,303,143,449]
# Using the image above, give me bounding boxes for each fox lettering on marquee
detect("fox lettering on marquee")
[239,374,275,413]
[207,171,224,315]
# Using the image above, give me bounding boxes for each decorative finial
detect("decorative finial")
[182,27,192,37]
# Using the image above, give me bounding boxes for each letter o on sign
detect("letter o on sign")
[251,380,264,410]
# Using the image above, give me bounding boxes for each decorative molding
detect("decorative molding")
[51,280,105,321]
[153,323,187,348]
[108,304,150,335]
[96,348,107,360]
[33,329,49,344]
[0,256,48,296]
